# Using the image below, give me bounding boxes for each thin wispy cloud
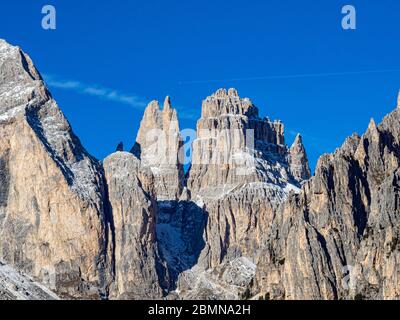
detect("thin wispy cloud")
[43,74,148,109]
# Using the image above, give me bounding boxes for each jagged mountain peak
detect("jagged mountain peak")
[211,87,240,98]
[0,39,110,299]
[289,134,311,181]
[259,98,400,300]
[204,88,256,118]
[0,39,23,63]
[291,133,303,146]
[0,39,43,85]
[134,95,184,200]
[367,117,377,130]
[0,40,49,122]
[140,96,179,127]
[164,95,172,110]
[4,38,400,301]
[397,90,400,108]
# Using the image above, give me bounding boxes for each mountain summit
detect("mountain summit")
[1,39,400,300]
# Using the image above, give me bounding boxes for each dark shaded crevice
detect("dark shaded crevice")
[155,200,207,292]
[0,151,10,207]
[19,50,40,81]
[98,172,116,299]
[130,142,141,159]
[315,229,339,299]
[303,227,322,296]
[348,160,370,238]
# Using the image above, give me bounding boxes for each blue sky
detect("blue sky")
[1,0,400,171]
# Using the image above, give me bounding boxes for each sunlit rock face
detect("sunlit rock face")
[132,97,184,201]
[121,88,312,298]
[289,134,311,182]
[0,39,111,299]
[187,88,303,198]
[103,152,164,299]
[3,38,400,301]
[254,101,400,300]
[184,88,311,273]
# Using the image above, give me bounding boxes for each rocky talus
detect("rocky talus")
[0,261,59,300]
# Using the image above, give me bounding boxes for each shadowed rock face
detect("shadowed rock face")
[254,104,400,300]
[0,152,10,208]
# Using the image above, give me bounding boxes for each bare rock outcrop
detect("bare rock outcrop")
[254,98,400,300]
[0,39,111,299]
[175,257,256,300]
[4,38,400,301]
[188,88,296,197]
[132,97,184,200]
[103,152,164,299]
[289,134,311,181]
[186,89,311,271]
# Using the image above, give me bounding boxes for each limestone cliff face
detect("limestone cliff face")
[132,97,184,201]
[289,134,311,182]
[254,101,400,300]
[103,152,164,299]
[188,88,295,197]
[186,89,311,271]
[3,38,400,301]
[0,39,110,298]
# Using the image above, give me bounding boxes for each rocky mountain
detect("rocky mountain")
[254,95,400,300]
[1,38,400,300]
[184,88,310,278]
[0,39,111,299]
[131,97,184,201]
[103,152,164,299]
[289,134,311,182]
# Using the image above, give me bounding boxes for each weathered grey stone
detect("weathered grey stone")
[103,152,164,299]
[289,134,311,181]
[254,102,400,300]
[3,38,400,301]
[186,89,310,271]
[0,262,60,300]
[132,97,184,201]
[0,39,111,299]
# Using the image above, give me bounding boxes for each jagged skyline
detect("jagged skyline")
[1,1,400,171]
[2,36,400,300]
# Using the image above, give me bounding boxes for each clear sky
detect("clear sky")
[1,0,400,171]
